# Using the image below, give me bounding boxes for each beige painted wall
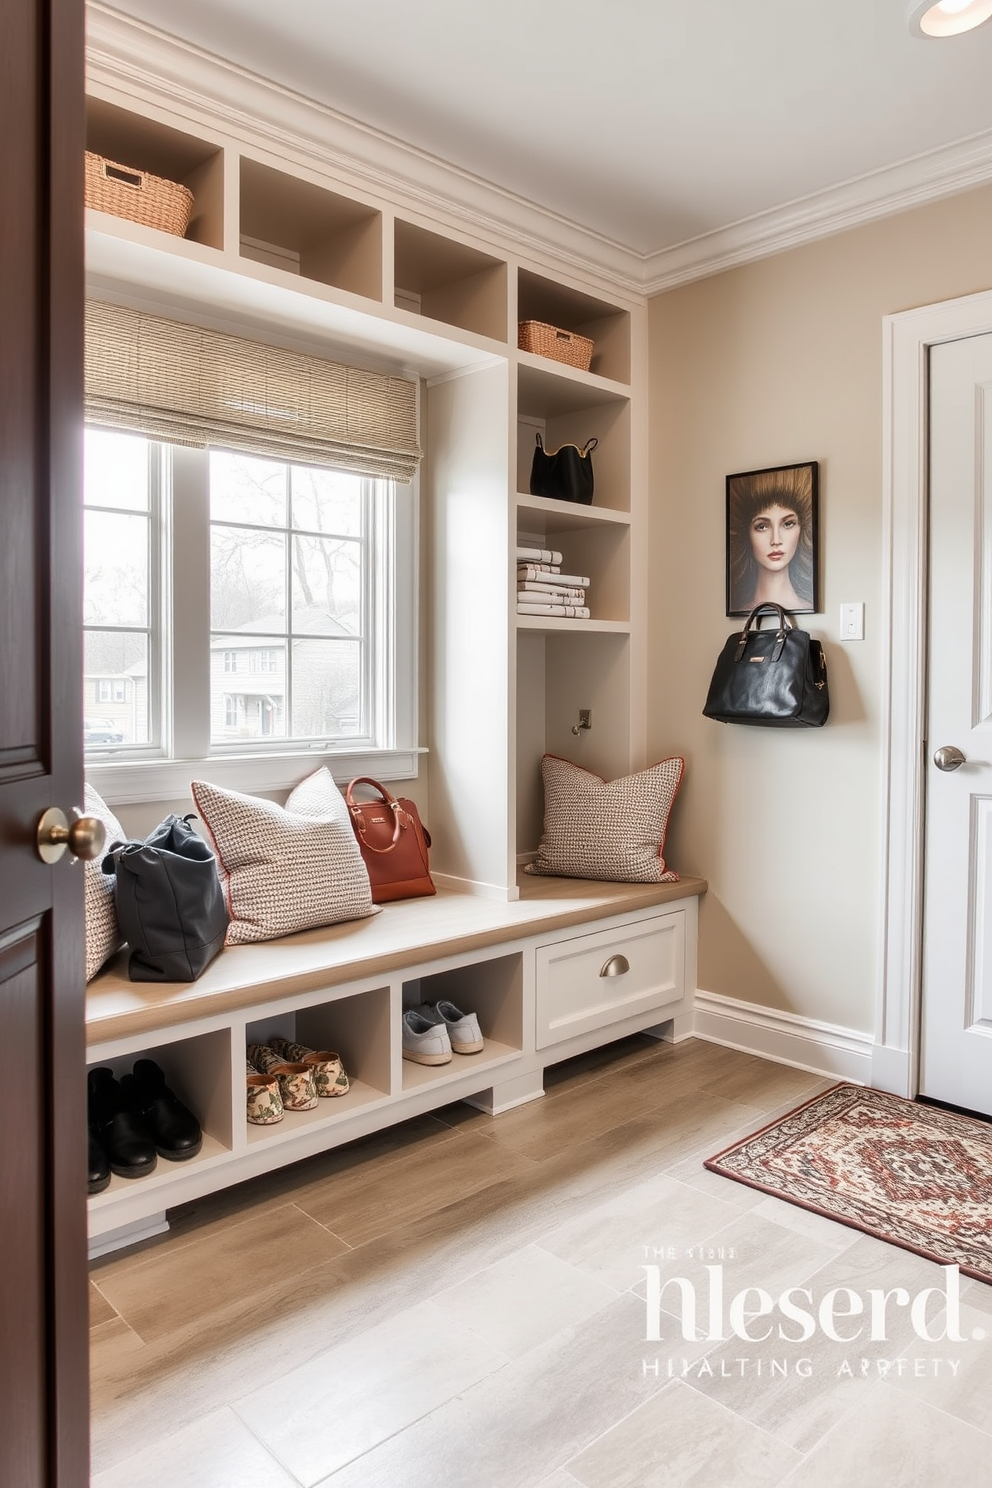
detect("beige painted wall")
[648,183,992,1034]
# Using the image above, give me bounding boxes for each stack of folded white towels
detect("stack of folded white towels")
[516,545,591,618]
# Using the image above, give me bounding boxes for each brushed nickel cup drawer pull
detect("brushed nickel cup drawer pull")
[600,954,630,978]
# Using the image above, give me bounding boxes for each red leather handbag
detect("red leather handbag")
[345,777,436,903]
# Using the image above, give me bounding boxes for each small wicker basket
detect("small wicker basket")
[518,320,594,372]
[85,151,194,238]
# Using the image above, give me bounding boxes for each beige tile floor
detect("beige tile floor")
[89,1036,992,1488]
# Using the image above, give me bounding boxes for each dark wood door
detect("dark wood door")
[0,0,89,1484]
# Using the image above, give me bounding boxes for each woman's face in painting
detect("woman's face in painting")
[749,504,801,574]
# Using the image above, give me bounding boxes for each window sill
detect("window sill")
[85,747,426,807]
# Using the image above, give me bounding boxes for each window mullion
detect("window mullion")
[170,446,212,760]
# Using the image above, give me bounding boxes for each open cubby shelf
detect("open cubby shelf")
[516,406,631,515]
[518,267,631,385]
[239,158,382,301]
[86,96,226,250]
[394,219,508,342]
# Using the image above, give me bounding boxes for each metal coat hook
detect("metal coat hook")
[571,709,592,737]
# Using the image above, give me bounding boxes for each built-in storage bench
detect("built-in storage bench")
[86,874,705,1255]
[81,72,681,1258]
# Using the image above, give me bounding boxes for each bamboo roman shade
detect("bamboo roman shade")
[84,300,421,483]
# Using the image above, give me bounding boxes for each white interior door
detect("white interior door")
[921,332,992,1115]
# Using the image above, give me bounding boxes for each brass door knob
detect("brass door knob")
[36,807,107,865]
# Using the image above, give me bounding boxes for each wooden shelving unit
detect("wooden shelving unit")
[81,78,658,1252]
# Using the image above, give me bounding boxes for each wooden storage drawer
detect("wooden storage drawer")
[535,911,684,1049]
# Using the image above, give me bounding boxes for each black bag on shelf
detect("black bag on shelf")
[703,603,829,728]
[103,814,229,981]
[529,433,598,505]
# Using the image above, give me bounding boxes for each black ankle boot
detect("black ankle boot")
[88,1126,111,1194]
[121,1059,202,1162]
[87,1066,157,1180]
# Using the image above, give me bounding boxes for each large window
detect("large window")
[83,429,416,790]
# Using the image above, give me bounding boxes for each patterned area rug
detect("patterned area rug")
[706,1083,992,1284]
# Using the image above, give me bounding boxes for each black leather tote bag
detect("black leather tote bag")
[529,433,598,504]
[104,814,229,981]
[703,603,829,728]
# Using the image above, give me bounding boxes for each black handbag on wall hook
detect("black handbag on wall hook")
[529,433,598,505]
[702,603,829,728]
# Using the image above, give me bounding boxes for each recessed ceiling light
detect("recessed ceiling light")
[908,0,992,37]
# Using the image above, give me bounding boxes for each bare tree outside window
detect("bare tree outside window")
[209,452,366,743]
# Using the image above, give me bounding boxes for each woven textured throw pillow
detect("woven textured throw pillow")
[191,771,377,944]
[525,754,684,883]
[83,782,126,980]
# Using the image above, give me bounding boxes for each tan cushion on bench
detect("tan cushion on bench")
[191,771,377,944]
[525,754,683,884]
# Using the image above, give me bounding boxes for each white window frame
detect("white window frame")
[86,443,420,805]
[83,438,162,756]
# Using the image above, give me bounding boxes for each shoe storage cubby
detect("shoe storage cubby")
[394,219,508,342]
[244,984,392,1145]
[85,96,226,250]
[86,1027,234,1206]
[400,951,524,1093]
[516,367,631,514]
[517,268,631,385]
[239,158,383,300]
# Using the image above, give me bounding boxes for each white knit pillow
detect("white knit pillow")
[83,783,126,980]
[190,771,377,944]
[525,755,684,883]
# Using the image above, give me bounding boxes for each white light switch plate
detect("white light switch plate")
[840,602,865,640]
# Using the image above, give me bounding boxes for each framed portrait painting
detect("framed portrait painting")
[726,461,819,617]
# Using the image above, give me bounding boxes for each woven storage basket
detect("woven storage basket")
[518,320,594,372]
[85,152,194,238]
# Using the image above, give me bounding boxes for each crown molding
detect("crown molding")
[85,4,646,300]
[640,128,992,294]
[87,4,992,303]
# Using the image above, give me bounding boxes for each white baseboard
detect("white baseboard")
[869,1042,914,1098]
[693,989,873,1084]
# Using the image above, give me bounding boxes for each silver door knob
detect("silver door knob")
[933,745,966,772]
[36,807,107,865]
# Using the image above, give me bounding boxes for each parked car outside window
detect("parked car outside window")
[83,719,125,746]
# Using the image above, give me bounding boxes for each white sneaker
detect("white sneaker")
[402,1009,452,1065]
[417,1000,485,1055]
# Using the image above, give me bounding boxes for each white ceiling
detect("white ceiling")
[101,0,992,258]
